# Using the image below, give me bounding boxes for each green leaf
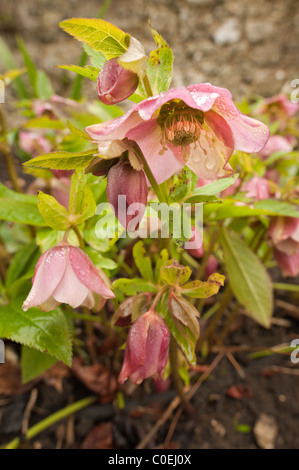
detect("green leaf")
[24,116,65,129]
[84,248,117,270]
[38,192,70,230]
[254,199,299,218]
[6,242,39,287]
[169,293,200,339]
[132,241,155,283]
[16,36,38,96]
[154,249,169,283]
[0,37,29,99]
[0,197,46,226]
[68,172,96,225]
[147,24,173,94]
[60,18,130,59]
[113,278,157,297]
[35,70,54,100]
[0,305,72,366]
[169,167,198,204]
[160,292,197,366]
[24,149,97,171]
[83,44,107,68]
[181,273,225,298]
[186,174,240,201]
[58,64,100,82]
[220,228,273,328]
[21,346,57,383]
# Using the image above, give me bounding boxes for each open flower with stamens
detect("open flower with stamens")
[86,83,270,184]
[22,244,115,311]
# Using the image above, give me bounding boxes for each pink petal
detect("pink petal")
[127,119,183,184]
[23,246,67,311]
[68,246,114,299]
[274,248,299,277]
[52,257,89,308]
[269,217,299,244]
[258,135,293,158]
[195,83,270,153]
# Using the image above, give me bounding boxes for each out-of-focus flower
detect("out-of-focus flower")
[205,255,219,278]
[256,94,299,118]
[185,226,204,258]
[97,58,139,105]
[119,309,170,384]
[86,83,269,184]
[242,176,270,200]
[19,131,52,157]
[23,244,114,311]
[106,161,148,230]
[258,135,294,158]
[28,176,71,209]
[268,216,299,277]
[221,177,241,197]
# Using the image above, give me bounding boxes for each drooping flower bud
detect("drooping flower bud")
[119,309,170,385]
[22,244,114,312]
[268,217,299,277]
[97,58,139,105]
[106,161,148,230]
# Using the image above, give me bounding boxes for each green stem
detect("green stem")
[273,282,299,293]
[2,395,97,449]
[71,225,85,249]
[142,74,153,97]
[197,284,233,350]
[134,144,166,203]
[169,337,193,414]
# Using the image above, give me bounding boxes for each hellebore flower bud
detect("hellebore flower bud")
[119,309,170,385]
[22,244,114,311]
[97,58,139,105]
[106,161,148,230]
[268,216,299,277]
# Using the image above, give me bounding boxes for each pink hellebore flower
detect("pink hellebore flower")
[258,135,294,159]
[19,131,52,157]
[242,176,270,201]
[22,245,114,311]
[97,58,139,105]
[257,94,299,118]
[268,217,299,277]
[119,309,170,385]
[86,83,269,184]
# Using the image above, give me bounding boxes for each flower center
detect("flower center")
[157,100,205,154]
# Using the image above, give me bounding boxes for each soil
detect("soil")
[0,288,299,450]
[0,0,299,451]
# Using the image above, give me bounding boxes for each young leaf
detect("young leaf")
[60,18,130,59]
[0,304,72,366]
[154,249,169,283]
[21,346,57,383]
[169,292,200,339]
[83,44,107,68]
[160,260,192,286]
[38,191,70,231]
[24,149,97,171]
[220,228,273,328]
[147,24,173,94]
[58,64,100,82]
[68,172,96,226]
[181,273,225,298]
[133,241,155,283]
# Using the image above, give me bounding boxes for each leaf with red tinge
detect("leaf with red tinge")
[72,357,117,403]
[81,422,114,449]
[226,385,253,400]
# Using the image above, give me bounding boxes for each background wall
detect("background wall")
[0,0,298,100]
